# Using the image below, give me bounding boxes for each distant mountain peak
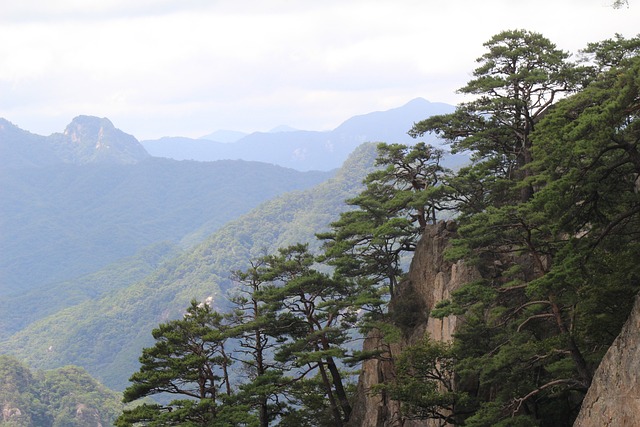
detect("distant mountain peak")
[65,115,114,133]
[403,97,432,107]
[142,98,457,171]
[54,115,149,165]
[64,116,116,147]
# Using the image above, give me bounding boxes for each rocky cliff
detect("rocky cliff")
[51,115,150,164]
[348,222,640,427]
[0,116,149,168]
[573,294,640,427]
[347,221,480,427]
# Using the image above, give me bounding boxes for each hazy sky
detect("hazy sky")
[1,0,638,140]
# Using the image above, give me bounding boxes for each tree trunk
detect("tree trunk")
[550,299,592,387]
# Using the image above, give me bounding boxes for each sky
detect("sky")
[0,0,638,140]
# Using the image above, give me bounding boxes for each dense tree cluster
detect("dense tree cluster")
[395,30,640,426]
[0,355,123,427]
[118,30,640,426]
[117,244,374,426]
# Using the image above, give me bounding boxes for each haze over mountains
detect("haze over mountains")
[2,144,381,390]
[0,97,457,391]
[0,119,331,294]
[0,98,458,292]
[141,98,458,170]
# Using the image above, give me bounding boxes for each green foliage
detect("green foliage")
[118,244,363,426]
[384,338,472,424]
[256,244,356,425]
[390,32,640,427]
[1,143,380,392]
[0,355,123,427]
[117,301,244,426]
[319,142,448,298]
[411,29,583,216]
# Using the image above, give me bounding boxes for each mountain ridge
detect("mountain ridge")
[141,98,456,171]
[0,115,150,168]
[0,158,332,294]
[1,143,381,390]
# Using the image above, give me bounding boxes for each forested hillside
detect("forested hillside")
[0,117,332,294]
[107,30,639,427]
[1,143,380,392]
[0,355,123,426]
[0,242,178,341]
[0,157,331,294]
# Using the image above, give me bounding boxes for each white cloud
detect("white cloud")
[0,0,638,139]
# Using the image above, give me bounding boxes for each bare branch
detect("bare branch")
[512,379,583,415]
[517,313,555,332]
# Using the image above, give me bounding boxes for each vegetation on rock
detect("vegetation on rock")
[394,30,640,426]
[118,30,640,426]
[0,355,123,427]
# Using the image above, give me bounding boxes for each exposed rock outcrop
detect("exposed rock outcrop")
[348,222,480,427]
[573,295,640,427]
[75,403,104,427]
[2,403,24,423]
[348,222,640,427]
[52,115,150,164]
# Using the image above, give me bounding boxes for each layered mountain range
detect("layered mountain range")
[0,115,149,168]
[1,98,455,391]
[0,120,331,294]
[141,98,460,170]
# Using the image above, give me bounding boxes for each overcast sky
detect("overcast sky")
[0,0,638,140]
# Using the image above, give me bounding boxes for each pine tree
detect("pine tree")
[392,32,640,426]
[259,244,355,426]
[318,142,447,297]
[116,301,253,426]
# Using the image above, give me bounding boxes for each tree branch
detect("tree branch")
[512,378,583,415]
[590,204,640,249]
[517,313,555,332]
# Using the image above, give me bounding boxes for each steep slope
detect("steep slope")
[573,295,640,427]
[142,98,457,171]
[0,157,331,294]
[1,143,379,391]
[347,222,479,427]
[348,223,640,427]
[0,355,123,427]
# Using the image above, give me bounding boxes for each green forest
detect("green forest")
[110,30,640,427]
[0,355,123,426]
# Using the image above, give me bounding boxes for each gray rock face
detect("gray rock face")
[573,295,640,427]
[348,222,640,427]
[347,222,480,427]
[1,115,150,167]
[51,115,150,164]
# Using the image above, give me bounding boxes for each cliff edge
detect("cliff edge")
[573,295,640,427]
[347,222,480,427]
